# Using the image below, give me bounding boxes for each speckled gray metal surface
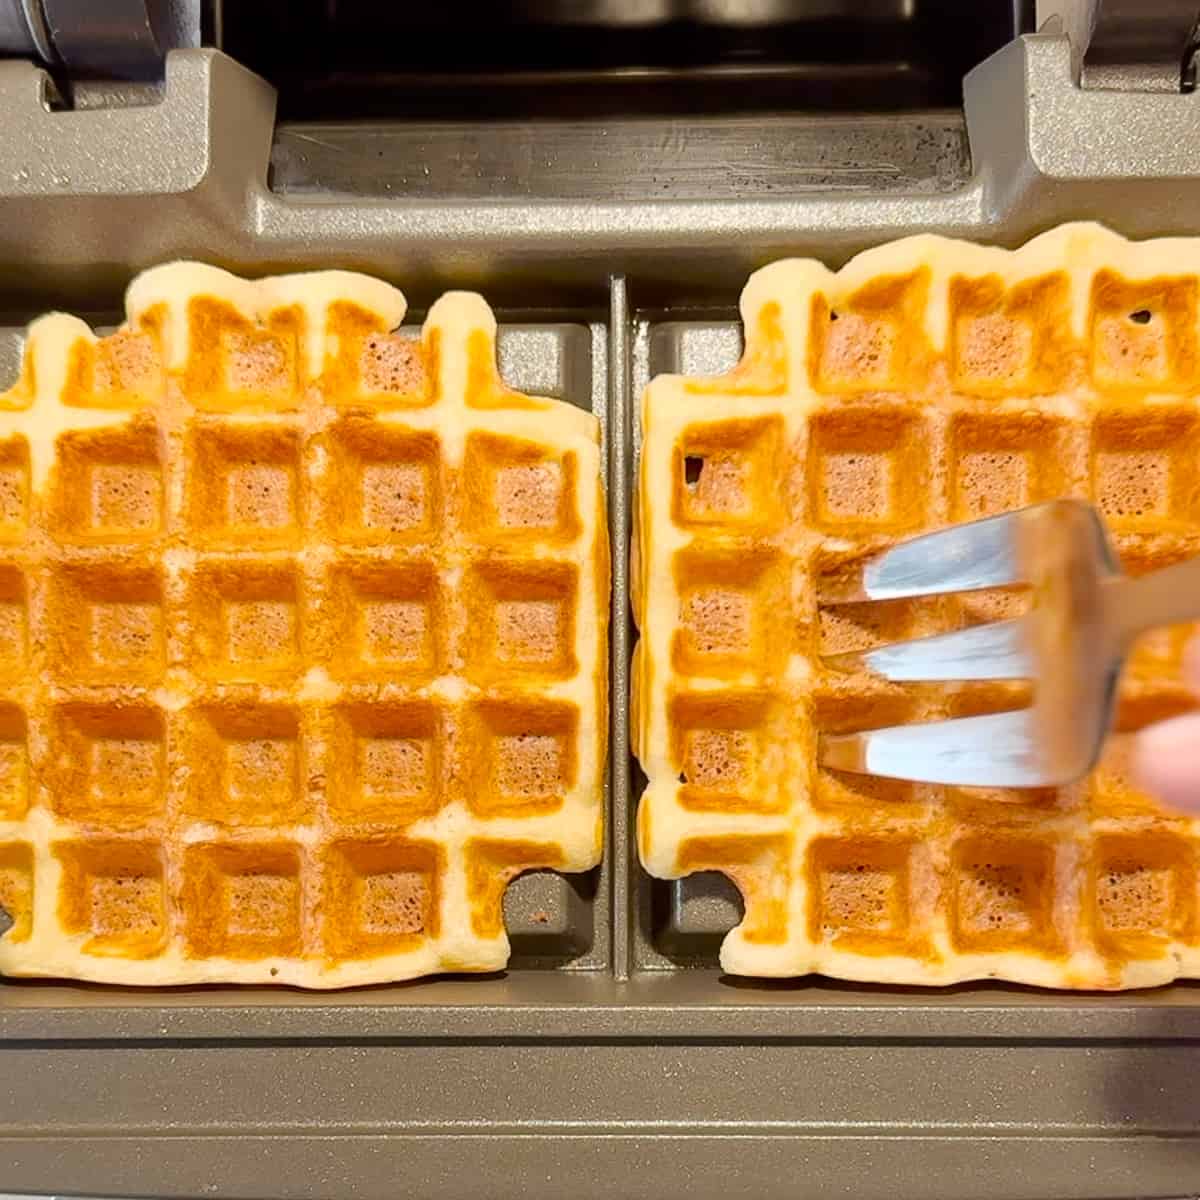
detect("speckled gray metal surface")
[6,29,1200,1200]
[4,34,1200,305]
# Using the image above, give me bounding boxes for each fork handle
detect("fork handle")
[1114,554,1200,642]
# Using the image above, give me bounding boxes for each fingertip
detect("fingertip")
[1185,636,1200,691]
[1134,714,1200,812]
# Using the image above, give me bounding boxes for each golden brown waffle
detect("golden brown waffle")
[633,222,1200,989]
[0,262,607,986]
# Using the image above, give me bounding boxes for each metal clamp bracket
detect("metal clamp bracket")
[1054,0,1200,91]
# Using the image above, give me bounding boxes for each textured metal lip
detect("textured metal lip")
[0,35,1197,306]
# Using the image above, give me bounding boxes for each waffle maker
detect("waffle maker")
[3,1,1200,1197]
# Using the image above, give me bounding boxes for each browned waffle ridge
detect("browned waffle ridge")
[0,262,608,987]
[633,222,1200,989]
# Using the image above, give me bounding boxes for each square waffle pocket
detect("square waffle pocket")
[0,263,607,987]
[633,222,1200,989]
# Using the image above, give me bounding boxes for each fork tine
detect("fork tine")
[817,509,1025,603]
[824,617,1032,682]
[818,709,1069,788]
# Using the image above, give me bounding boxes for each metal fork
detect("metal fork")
[817,500,1200,788]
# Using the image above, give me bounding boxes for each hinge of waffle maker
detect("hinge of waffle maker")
[0,0,199,106]
[1045,0,1200,90]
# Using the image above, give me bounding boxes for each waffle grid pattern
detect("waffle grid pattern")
[634,223,1200,988]
[0,262,606,987]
